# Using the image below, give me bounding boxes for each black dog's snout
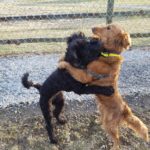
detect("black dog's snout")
[90,38,99,45]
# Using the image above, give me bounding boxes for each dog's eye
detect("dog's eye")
[107,26,111,30]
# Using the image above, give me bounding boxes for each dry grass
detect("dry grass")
[0,43,66,56]
[0,17,149,39]
[0,0,149,16]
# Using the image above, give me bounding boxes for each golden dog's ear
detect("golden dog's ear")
[114,32,131,50]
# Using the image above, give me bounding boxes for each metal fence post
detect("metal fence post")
[106,0,115,24]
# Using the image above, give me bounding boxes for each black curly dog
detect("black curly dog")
[22,32,114,144]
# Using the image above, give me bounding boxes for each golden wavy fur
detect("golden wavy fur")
[59,24,149,150]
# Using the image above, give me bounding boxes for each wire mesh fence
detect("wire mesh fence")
[0,0,150,55]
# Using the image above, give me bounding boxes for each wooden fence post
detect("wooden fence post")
[106,0,115,24]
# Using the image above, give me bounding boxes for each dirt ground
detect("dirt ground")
[0,94,149,150]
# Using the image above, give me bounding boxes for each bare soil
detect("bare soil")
[0,94,149,150]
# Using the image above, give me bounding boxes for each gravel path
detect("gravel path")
[0,47,150,107]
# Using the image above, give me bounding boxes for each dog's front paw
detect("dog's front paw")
[58,61,70,69]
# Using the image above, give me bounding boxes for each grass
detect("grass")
[115,0,150,5]
[0,43,66,56]
[0,0,149,16]
[0,0,149,55]
[0,1,107,16]
[0,17,149,39]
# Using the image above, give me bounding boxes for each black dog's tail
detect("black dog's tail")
[22,73,41,91]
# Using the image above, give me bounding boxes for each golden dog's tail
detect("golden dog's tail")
[123,104,149,142]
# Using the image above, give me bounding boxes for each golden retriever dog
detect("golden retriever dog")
[58,24,149,150]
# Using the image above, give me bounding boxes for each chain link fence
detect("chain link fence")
[0,0,150,55]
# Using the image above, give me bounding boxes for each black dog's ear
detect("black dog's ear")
[72,50,78,59]
[67,32,85,45]
[67,36,73,45]
[78,32,85,37]
[73,39,86,59]
[76,39,85,47]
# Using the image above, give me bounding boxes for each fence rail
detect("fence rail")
[0,10,149,22]
[0,33,150,45]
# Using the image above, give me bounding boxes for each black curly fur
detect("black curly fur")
[67,32,85,45]
[22,32,114,144]
[65,32,104,69]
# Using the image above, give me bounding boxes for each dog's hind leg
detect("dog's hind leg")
[109,128,120,150]
[39,95,58,144]
[123,104,149,142]
[106,126,120,150]
[52,92,67,124]
[103,117,120,150]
